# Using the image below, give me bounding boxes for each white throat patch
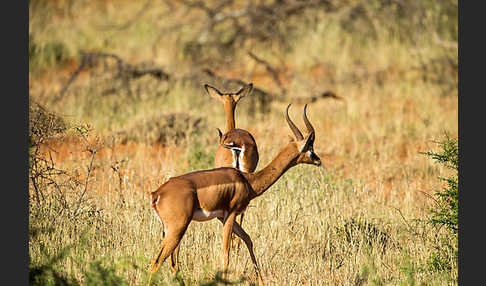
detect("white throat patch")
[306,150,313,158]
[238,145,247,172]
[231,149,238,168]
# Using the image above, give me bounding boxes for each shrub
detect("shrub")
[423,135,458,234]
[422,134,458,276]
[29,103,113,284]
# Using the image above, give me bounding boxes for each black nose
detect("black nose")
[310,152,321,167]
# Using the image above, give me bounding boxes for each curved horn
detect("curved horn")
[303,104,315,135]
[285,104,304,140]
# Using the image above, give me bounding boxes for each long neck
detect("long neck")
[245,144,299,198]
[223,101,236,132]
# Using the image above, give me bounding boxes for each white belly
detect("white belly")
[192,208,225,222]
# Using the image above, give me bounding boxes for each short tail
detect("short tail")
[150,192,165,237]
[151,192,159,209]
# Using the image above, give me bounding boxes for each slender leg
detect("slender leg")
[169,243,181,274]
[222,212,237,272]
[170,244,185,286]
[231,222,264,285]
[150,233,182,272]
[218,218,264,285]
[148,224,189,285]
[238,213,245,228]
[235,213,245,250]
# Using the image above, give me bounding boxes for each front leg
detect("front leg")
[222,212,237,272]
[234,213,245,250]
[218,217,264,285]
[232,221,264,285]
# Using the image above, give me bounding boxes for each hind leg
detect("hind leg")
[169,242,181,274]
[149,185,196,285]
[148,224,189,284]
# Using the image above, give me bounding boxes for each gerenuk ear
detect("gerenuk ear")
[216,128,223,142]
[233,83,253,103]
[204,84,225,103]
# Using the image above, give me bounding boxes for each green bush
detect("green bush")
[422,134,458,276]
[423,135,458,234]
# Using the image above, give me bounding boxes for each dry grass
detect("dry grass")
[29,1,457,285]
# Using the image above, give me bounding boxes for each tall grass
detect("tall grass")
[29,1,457,285]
